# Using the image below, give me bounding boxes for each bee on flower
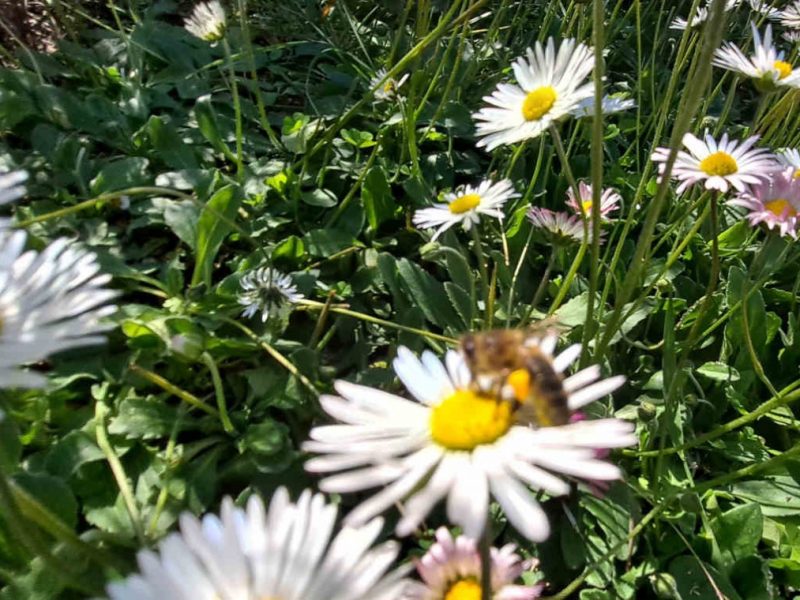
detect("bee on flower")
[106,488,409,600]
[303,336,634,542]
[472,38,595,150]
[238,266,303,322]
[403,527,544,600]
[712,23,800,91]
[651,131,778,194]
[728,168,800,238]
[184,0,227,42]
[413,179,518,241]
[369,68,410,102]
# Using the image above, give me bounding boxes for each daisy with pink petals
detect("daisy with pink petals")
[728,169,800,238]
[651,131,778,194]
[565,181,621,220]
[527,207,586,244]
[403,527,543,600]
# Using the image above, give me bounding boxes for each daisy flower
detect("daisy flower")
[107,488,408,600]
[472,38,594,151]
[370,68,410,101]
[0,231,117,388]
[413,179,518,241]
[238,266,303,322]
[403,527,543,600]
[527,207,587,245]
[570,95,636,118]
[780,1,800,28]
[778,148,800,177]
[651,131,778,194]
[0,170,27,206]
[670,0,740,30]
[784,30,800,44]
[184,0,227,42]
[304,339,635,542]
[748,0,781,19]
[728,168,800,238]
[712,23,800,91]
[565,181,621,220]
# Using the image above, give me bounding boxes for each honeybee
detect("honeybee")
[459,326,570,427]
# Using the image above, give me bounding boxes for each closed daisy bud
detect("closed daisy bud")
[185,1,227,42]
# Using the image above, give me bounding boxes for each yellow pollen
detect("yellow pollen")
[698,151,738,177]
[449,193,481,214]
[383,81,395,94]
[507,368,531,403]
[794,168,800,179]
[430,390,512,451]
[444,579,482,600]
[774,60,793,80]
[581,199,593,214]
[764,198,796,217]
[521,86,557,121]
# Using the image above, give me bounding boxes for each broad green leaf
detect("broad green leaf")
[668,555,741,600]
[194,95,235,160]
[108,397,181,439]
[696,361,740,382]
[709,503,763,568]
[303,229,358,256]
[362,167,394,230]
[397,258,460,331]
[90,157,150,194]
[192,184,243,287]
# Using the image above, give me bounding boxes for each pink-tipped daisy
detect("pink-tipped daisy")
[565,181,621,220]
[728,169,800,238]
[778,148,800,177]
[303,340,634,543]
[527,207,588,244]
[651,131,778,194]
[403,527,544,600]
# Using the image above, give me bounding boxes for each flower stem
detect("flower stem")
[200,352,236,434]
[129,363,220,416]
[521,249,556,326]
[470,226,492,327]
[479,520,492,600]
[222,37,245,181]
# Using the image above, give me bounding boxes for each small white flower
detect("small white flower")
[238,267,303,322]
[778,148,800,176]
[570,95,636,118]
[106,488,408,600]
[651,131,778,194]
[413,179,518,241]
[304,342,634,542]
[0,171,27,206]
[184,0,227,42]
[369,68,410,101]
[728,168,800,238]
[0,231,116,388]
[784,29,800,44]
[670,0,739,30]
[779,0,800,28]
[748,0,781,19]
[713,22,800,90]
[472,38,595,151]
[403,527,543,600]
[527,207,587,244]
[565,181,621,220]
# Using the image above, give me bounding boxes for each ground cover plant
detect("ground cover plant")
[1,0,800,597]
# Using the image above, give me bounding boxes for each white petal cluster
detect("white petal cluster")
[107,488,408,600]
[0,230,116,388]
[184,1,227,42]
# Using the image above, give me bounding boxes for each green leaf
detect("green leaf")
[194,95,235,160]
[108,397,181,439]
[44,431,104,477]
[709,503,763,568]
[272,235,306,264]
[13,473,78,530]
[397,258,459,330]
[89,157,151,194]
[144,115,198,170]
[0,412,21,474]
[192,184,243,287]
[163,200,200,249]
[302,229,357,256]
[444,282,471,328]
[732,474,800,516]
[668,555,741,600]
[362,167,393,230]
[301,188,338,207]
[696,361,740,382]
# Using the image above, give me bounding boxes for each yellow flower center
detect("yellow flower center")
[764,198,797,217]
[698,151,738,176]
[581,199,593,214]
[521,86,557,121]
[794,168,800,179]
[430,390,512,451]
[448,193,481,214]
[383,81,395,94]
[444,578,482,600]
[774,60,793,80]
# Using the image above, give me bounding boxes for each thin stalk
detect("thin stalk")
[505,226,535,327]
[522,250,556,326]
[479,521,492,600]
[581,0,605,366]
[470,226,491,326]
[222,38,245,180]
[95,400,146,545]
[129,364,220,416]
[200,352,236,434]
